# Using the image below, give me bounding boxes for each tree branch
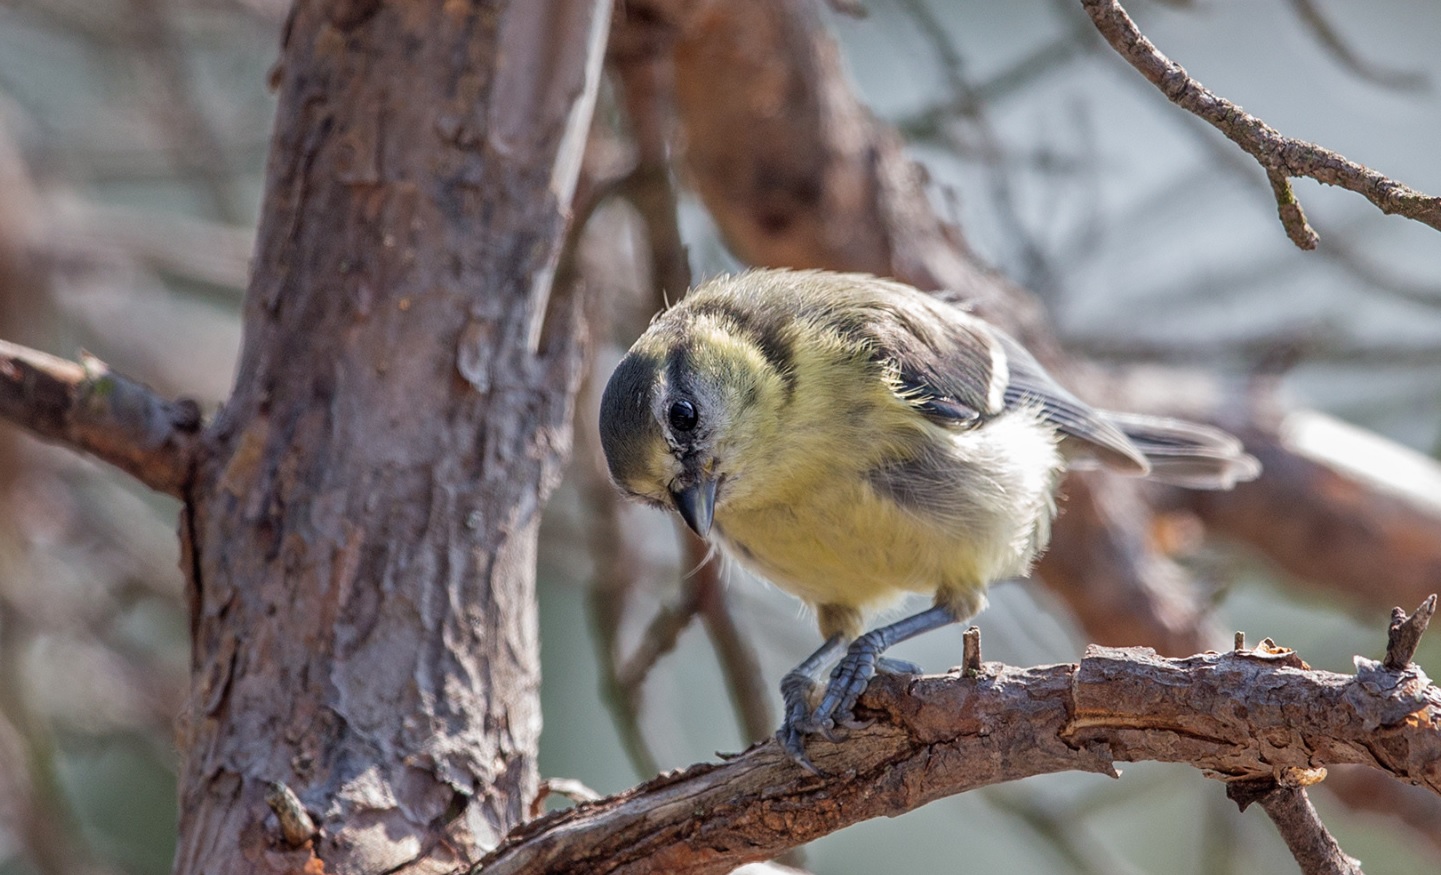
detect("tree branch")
[1267,169,1319,251]
[1229,778,1364,875]
[481,639,1440,874]
[0,340,200,496]
[609,22,777,748]
[1183,412,1441,617]
[1284,0,1430,92]
[1079,0,1441,244]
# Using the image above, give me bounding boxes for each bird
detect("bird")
[597,268,1259,771]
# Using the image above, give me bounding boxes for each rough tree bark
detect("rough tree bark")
[169,1,609,872]
[481,636,1441,874]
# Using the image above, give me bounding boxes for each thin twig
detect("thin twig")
[1228,778,1364,875]
[125,0,248,224]
[608,535,776,750]
[897,0,1061,297]
[1079,0,1441,243]
[612,41,775,746]
[982,786,1147,875]
[1285,0,1429,92]
[0,607,107,875]
[961,626,982,675]
[530,777,603,820]
[685,536,775,744]
[0,341,201,497]
[1315,232,1441,311]
[1267,170,1319,251]
[584,480,663,778]
[1069,329,1441,369]
[40,202,255,292]
[823,0,867,17]
[614,577,702,693]
[1157,109,1441,312]
[580,330,662,777]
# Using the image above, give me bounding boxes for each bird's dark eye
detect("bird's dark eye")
[668,399,698,433]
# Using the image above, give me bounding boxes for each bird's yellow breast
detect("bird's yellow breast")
[715,473,959,609]
[708,321,1063,625]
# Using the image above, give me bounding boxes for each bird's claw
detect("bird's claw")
[778,639,890,770]
[779,668,826,772]
[794,713,842,742]
[777,722,823,775]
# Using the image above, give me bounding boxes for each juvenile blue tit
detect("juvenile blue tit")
[598,268,1259,770]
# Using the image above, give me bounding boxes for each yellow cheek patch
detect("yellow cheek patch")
[617,442,678,501]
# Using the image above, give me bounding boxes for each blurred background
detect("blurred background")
[0,0,1438,873]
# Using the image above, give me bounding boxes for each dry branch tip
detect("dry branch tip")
[530,778,602,819]
[1385,594,1438,671]
[961,625,982,675]
[1268,170,1319,250]
[0,339,201,496]
[1081,0,1441,238]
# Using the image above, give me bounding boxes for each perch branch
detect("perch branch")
[0,340,201,496]
[481,639,1439,875]
[1080,0,1441,244]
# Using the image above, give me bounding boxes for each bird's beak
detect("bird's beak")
[670,477,717,538]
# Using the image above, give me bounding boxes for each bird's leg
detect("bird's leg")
[800,604,961,737]
[777,633,848,773]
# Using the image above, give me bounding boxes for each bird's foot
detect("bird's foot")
[778,606,956,771]
[789,628,887,743]
[778,667,824,774]
[777,653,874,774]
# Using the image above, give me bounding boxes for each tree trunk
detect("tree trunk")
[173,2,610,871]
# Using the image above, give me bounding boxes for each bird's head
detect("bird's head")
[598,309,787,538]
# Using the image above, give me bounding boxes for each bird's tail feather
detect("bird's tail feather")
[1104,412,1261,490]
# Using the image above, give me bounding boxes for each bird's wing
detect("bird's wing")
[865,304,1008,429]
[993,332,1149,474]
[867,300,1150,474]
